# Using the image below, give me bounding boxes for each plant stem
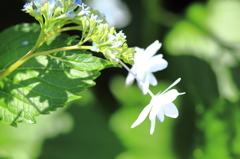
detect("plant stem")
[0,53,33,81]
[32,45,91,56]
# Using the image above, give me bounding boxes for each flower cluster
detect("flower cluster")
[22,0,90,22]
[122,41,185,134]
[130,78,185,134]
[126,40,168,95]
[22,0,135,65]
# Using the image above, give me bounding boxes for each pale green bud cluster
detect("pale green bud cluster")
[90,24,135,65]
[22,0,135,65]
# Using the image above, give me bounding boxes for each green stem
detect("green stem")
[32,45,91,56]
[0,45,92,80]
[0,25,49,80]
[59,26,83,32]
[32,26,47,52]
[0,53,33,81]
[38,26,83,48]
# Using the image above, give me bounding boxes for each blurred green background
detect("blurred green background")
[1,0,240,158]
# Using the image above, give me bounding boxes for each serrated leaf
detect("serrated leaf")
[0,23,112,126]
[49,50,113,71]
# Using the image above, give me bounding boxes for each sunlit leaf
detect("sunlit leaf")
[0,23,112,126]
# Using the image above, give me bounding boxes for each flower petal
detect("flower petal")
[145,55,168,72]
[148,73,157,86]
[150,115,156,135]
[131,104,152,128]
[125,66,137,87]
[137,70,149,95]
[162,103,179,118]
[134,47,145,64]
[144,40,162,60]
[126,73,135,87]
[161,89,181,104]
[149,99,162,120]
[161,78,181,95]
[157,107,165,122]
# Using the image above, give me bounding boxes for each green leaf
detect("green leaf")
[0,23,40,73]
[0,23,112,126]
[49,50,113,71]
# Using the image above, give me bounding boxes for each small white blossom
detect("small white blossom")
[76,3,90,17]
[131,78,185,134]
[126,40,168,95]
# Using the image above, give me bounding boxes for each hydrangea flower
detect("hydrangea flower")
[131,78,185,134]
[126,40,168,95]
[22,0,89,20]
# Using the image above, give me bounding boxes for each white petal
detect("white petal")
[161,78,181,95]
[144,40,162,60]
[134,47,145,63]
[131,104,152,128]
[126,73,135,87]
[134,47,145,55]
[150,115,156,135]
[125,66,137,87]
[160,89,180,104]
[157,108,165,122]
[145,55,168,72]
[141,84,149,95]
[162,103,179,118]
[137,71,149,95]
[149,99,162,120]
[148,73,157,86]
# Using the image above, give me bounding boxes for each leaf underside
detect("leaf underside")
[0,23,112,126]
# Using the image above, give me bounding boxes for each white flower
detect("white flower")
[126,40,168,95]
[131,78,185,134]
